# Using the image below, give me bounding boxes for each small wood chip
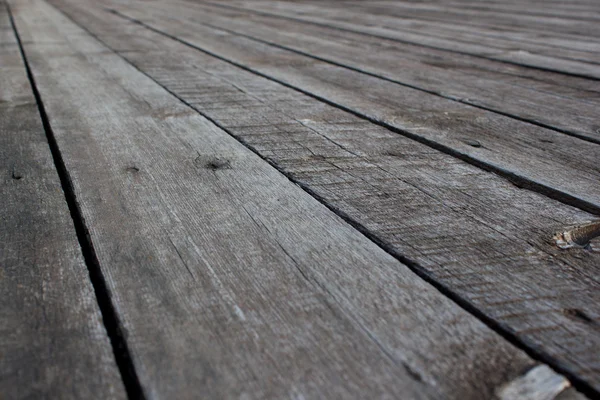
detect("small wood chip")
[554,221,600,249]
[497,365,570,400]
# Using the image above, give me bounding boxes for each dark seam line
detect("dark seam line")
[340,14,600,55]
[111,8,600,217]
[6,3,145,399]
[54,4,599,398]
[187,16,600,146]
[41,0,419,386]
[195,0,600,82]
[195,0,600,66]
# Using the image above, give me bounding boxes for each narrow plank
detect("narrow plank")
[8,0,564,398]
[149,0,600,144]
[49,0,600,394]
[0,3,126,399]
[201,0,600,79]
[85,2,600,215]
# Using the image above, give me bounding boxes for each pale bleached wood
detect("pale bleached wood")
[0,4,125,399]
[47,0,600,395]
[85,1,600,215]
[142,0,600,144]
[8,0,564,398]
[498,365,571,400]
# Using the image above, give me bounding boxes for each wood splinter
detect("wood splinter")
[554,221,600,249]
[497,365,570,400]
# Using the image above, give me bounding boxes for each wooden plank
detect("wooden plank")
[217,0,600,56]
[81,2,600,215]
[146,0,600,144]
[200,0,600,79]
[180,1,600,97]
[443,0,600,13]
[9,0,573,398]
[191,0,600,99]
[456,2,600,19]
[345,0,600,25]
[0,3,126,399]
[48,0,600,395]
[331,1,600,42]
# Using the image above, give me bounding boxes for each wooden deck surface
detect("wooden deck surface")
[1,0,599,398]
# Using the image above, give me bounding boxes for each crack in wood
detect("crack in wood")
[6,4,145,399]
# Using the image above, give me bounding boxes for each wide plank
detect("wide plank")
[8,0,571,398]
[79,1,600,215]
[201,0,600,79]
[143,0,600,144]
[0,3,126,399]
[48,0,600,395]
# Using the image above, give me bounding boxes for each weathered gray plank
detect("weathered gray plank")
[251,0,600,27]
[80,1,600,215]
[0,3,126,399]
[324,1,600,42]
[143,0,600,144]
[423,0,600,21]
[217,0,600,57]
[48,0,600,395]
[9,0,573,398]
[199,0,600,79]
[131,0,600,99]
[183,0,600,96]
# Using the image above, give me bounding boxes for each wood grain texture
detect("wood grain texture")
[9,0,571,398]
[159,0,600,144]
[176,0,600,96]
[0,3,125,399]
[47,0,600,395]
[200,0,600,79]
[85,2,600,214]
[273,0,600,50]
[378,0,600,24]
[334,1,600,42]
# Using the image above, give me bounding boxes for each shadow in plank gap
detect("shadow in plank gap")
[9,0,600,398]
[0,2,126,399]
[104,2,600,217]
[44,0,600,396]
[165,0,600,145]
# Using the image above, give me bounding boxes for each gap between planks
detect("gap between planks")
[5,2,145,398]
[0,2,125,398]
[47,0,600,397]
[178,0,600,145]
[104,6,600,218]
[195,0,600,81]
[9,0,588,398]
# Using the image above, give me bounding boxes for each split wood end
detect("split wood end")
[497,365,570,400]
[554,221,600,249]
